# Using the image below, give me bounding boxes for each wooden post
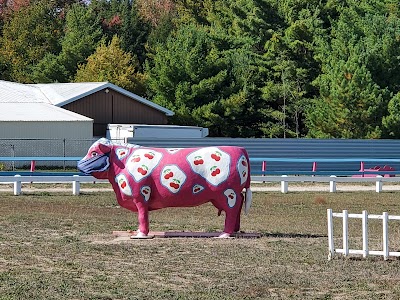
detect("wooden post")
[281,175,288,193]
[14,174,21,195]
[72,175,80,195]
[329,175,336,193]
[376,175,383,193]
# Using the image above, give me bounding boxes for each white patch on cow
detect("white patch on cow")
[224,189,237,208]
[98,138,111,145]
[126,149,163,182]
[192,184,204,194]
[237,155,249,185]
[115,174,132,196]
[140,186,151,202]
[166,148,182,154]
[115,148,129,160]
[160,165,186,194]
[187,147,230,186]
[114,141,140,149]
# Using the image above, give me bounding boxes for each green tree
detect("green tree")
[75,35,144,94]
[146,24,263,137]
[119,0,150,70]
[32,3,103,82]
[259,2,322,137]
[307,3,400,138]
[382,93,400,138]
[0,0,63,82]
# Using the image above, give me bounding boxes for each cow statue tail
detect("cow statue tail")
[244,187,252,215]
[243,149,252,215]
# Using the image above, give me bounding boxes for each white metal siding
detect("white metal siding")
[0,121,93,139]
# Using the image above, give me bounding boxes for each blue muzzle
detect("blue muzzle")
[77,154,110,175]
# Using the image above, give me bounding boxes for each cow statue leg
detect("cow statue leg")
[212,192,244,238]
[130,201,152,239]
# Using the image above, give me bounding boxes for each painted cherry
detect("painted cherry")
[211,153,221,161]
[169,182,180,189]
[194,159,204,165]
[138,167,148,175]
[144,152,154,159]
[132,156,141,162]
[241,160,247,166]
[121,181,127,188]
[164,171,174,179]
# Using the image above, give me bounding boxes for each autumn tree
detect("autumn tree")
[75,35,145,94]
[0,0,63,82]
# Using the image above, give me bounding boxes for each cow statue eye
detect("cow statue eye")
[91,151,98,157]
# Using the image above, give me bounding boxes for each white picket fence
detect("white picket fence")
[1,174,400,195]
[0,175,108,195]
[251,175,400,193]
[327,209,400,260]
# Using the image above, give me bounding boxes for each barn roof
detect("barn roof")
[0,80,174,116]
[0,102,93,121]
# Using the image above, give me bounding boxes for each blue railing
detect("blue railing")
[0,157,84,176]
[1,156,399,177]
[249,158,400,176]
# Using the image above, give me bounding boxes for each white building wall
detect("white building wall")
[0,121,93,139]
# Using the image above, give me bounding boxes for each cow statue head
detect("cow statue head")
[78,138,112,178]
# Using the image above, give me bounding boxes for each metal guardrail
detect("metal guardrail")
[1,156,400,176]
[251,158,400,176]
[0,174,398,195]
[0,156,399,195]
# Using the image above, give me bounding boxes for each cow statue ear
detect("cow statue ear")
[98,143,112,154]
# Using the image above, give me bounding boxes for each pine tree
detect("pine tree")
[307,3,399,138]
[32,3,103,82]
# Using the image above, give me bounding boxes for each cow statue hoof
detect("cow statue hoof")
[130,230,154,239]
[216,232,234,239]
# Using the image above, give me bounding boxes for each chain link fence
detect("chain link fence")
[0,138,98,170]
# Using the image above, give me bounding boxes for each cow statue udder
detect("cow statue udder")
[77,138,252,238]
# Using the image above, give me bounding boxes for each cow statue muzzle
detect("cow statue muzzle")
[78,153,110,175]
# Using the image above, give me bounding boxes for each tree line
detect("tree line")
[0,0,399,138]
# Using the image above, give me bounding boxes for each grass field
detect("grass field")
[2,190,400,299]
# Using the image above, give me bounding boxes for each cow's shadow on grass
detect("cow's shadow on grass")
[261,232,326,239]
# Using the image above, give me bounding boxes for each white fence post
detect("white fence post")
[329,175,336,193]
[376,175,383,193]
[72,175,80,195]
[327,209,400,260]
[362,210,368,258]
[13,174,21,195]
[383,212,389,260]
[342,210,349,257]
[327,209,334,260]
[281,175,288,193]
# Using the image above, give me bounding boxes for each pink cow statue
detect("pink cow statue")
[78,138,252,238]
